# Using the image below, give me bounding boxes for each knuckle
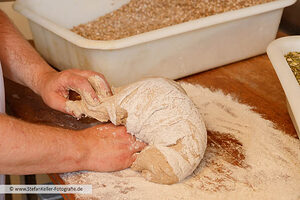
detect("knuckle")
[75,78,91,90]
[95,72,105,79]
[78,77,88,85]
[117,126,127,134]
[59,70,71,80]
[69,68,80,72]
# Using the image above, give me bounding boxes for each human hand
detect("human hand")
[37,69,111,114]
[79,123,147,172]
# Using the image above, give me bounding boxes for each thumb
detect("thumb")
[44,92,68,114]
[130,153,138,164]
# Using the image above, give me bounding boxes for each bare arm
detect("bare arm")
[0,114,83,174]
[0,10,54,94]
[0,10,111,113]
[0,10,146,174]
[0,114,145,174]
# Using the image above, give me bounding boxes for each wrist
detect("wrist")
[33,67,56,95]
[71,130,90,171]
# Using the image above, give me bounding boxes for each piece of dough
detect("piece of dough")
[66,77,207,184]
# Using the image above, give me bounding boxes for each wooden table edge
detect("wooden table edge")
[48,174,75,200]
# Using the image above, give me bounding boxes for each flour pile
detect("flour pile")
[62,82,300,200]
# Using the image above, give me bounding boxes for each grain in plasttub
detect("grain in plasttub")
[285,52,300,85]
[72,0,276,41]
[13,0,296,86]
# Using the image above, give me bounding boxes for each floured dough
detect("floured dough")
[66,77,207,184]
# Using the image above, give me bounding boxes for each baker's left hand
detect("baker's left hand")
[36,69,111,114]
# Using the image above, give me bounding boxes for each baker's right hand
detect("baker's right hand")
[79,123,147,172]
[37,69,111,115]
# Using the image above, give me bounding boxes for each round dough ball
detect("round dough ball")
[66,77,207,184]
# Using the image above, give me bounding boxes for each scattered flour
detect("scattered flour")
[112,132,116,137]
[62,82,300,200]
[96,127,103,131]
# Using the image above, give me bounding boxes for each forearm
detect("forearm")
[0,10,55,94]
[0,114,86,174]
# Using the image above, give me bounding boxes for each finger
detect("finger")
[95,123,116,134]
[67,75,98,100]
[130,153,138,163]
[131,140,147,152]
[45,93,70,114]
[70,69,105,80]
[113,126,128,137]
[123,154,137,168]
[88,75,112,97]
[69,70,112,95]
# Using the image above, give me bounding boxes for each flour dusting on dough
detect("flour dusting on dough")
[66,77,207,184]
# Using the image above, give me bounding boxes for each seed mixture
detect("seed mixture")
[71,0,275,41]
[285,52,300,85]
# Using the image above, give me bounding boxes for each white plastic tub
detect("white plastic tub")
[14,0,296,86]
[267,36,300,139]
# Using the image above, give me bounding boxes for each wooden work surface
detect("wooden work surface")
[4,33,298,199]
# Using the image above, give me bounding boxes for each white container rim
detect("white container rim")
[267,36,300,137]
[14,0,296,50]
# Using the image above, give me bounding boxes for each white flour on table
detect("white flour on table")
[61,83,300,200]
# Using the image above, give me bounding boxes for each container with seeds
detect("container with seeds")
[14,0,296,86]
[267,36,300,139]
[285,52,300,85]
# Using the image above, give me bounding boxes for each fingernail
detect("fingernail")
[132,153,137,159]
[134,142,143,150]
